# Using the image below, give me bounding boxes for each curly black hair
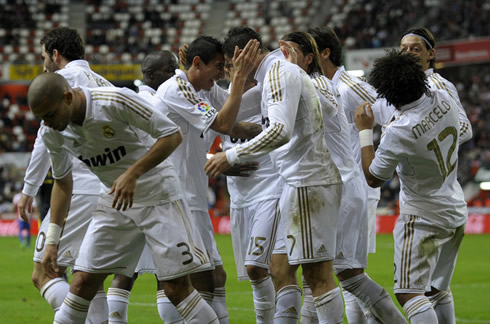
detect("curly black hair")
[369,50,430,109]
[223,26,267,59]
[40,27,84,61]
[184,35,223,69]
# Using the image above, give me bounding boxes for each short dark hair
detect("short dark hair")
[281,31,324,75]
[40,27,84,61]
[308,26,343,67]
[401,27,436,68]
[369,50,430,109]
[223,26,267,59]
[185,36,223,69]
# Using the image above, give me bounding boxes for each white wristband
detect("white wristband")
[359,129,373,148]
[46,223,62,245]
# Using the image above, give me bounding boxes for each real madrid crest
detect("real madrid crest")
[103,125,115,138]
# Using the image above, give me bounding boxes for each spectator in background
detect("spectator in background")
[13,191,37,249]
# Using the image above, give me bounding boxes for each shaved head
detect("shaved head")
[141,50,179,90]
[28,73,70,113]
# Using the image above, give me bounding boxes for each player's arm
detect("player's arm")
[41,172,73,278]
[446,83,473,144]
[110,130,183,211]
[205,67,299,177]
[354,102,385,188]
[229,121,263,139]
[210,39,260,135]
[19,126,52,222]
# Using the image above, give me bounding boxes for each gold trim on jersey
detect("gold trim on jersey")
[236,123,284,156]
[313,76,338,108]
[339,72,375,104]
[176,76,200,105]
[429,74,453,97]
[92,91,153,120]
[269,61,283,102]
[298,187,314,259]
[460,122,469,136]
[400,215,416,289]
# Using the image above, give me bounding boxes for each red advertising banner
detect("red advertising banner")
[437,38,490,65]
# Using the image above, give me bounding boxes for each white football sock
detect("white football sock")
[300,283,318,324]
[275,285,302,324]
[54,292,90,324]
[107,287,130,324]
[428,290,455,324]
[402,295,438,324]
[175,289,218,324]
[86,288,108,324]
[313,287,344,324]
[212,287,229,324]
[40,277,70,313]
[340,273,407,323]
[250,276,275,324]
[342,289,367,324]
[156,290,184,324]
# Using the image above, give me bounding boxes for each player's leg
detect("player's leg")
[335,177,406,323]
[54,271,109,324]
[142,200,217,323]
[243,199,281,323]
[160,275,218,324]
[393,214,443,323]
[426,224,465,324]
[270,253,301,324]
[32,194,101,316]
[284,184,344,324]
[107,273,137,324]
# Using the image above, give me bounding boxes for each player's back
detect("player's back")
[266,61,341,187]
[380,90,466,227]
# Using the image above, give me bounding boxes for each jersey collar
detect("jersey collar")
[254,48,284,84]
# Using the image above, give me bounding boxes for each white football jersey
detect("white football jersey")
[369,91,467,228]
[221,84,283,208]
[226,50,341,186]
[154,69,218,212]
[137,84,157,102]
[22,60,112,197]
[311,74,359,183]
[41,87,182,205]
[332,66,381,200]
[372,68,473,145]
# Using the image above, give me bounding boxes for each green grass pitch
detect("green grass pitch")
[1,234,489,323]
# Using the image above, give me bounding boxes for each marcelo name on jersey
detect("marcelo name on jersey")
[78,146,127,167]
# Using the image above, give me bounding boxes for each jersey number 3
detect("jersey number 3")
[426,126,458,179]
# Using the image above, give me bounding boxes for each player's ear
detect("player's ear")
[192,56,202,69]
[320,48,330,60]
[64,90,73,104]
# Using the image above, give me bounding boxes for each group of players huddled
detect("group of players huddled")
[18,24,471,324]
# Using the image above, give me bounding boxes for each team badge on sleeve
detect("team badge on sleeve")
[196,102,217,118]
[103,125,115,138]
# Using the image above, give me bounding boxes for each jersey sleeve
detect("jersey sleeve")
[200,82,229,111]
[22,124,52,197]
[445,82,472,144]
[226,62,299,164]
[40,128,73,180]
[340,73,377,124]
[311,75,338,120]
[163,77,218,135]
[368,128,401,181]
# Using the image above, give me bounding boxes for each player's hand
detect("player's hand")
[232,39,260,79]
[18,194,33,223]
[354,101,375,130]
[179,44,189,69]
[279,40,298,64]
[109,171,137,211]
[204,152,232,178]
[223,162,259,177]
[41,244,59,278]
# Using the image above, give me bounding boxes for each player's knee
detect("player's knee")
[215,265,227,286]
[190,270,215,292]
[161,276,193,305]
[246,265,268,281]
[395,292,421,307]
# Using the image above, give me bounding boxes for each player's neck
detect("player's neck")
[72,90,86,126]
